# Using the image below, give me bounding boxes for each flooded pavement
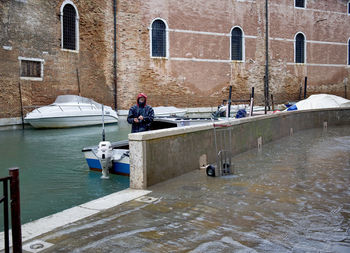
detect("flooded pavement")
[23,126,350,252]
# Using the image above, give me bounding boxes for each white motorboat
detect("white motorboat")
[24,95,118,128]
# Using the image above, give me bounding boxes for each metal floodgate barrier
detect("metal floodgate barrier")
[206,122,234,177]
[0,168,22,253]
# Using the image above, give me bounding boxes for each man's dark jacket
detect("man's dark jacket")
[127,94,154,133]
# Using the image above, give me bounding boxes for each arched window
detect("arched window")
[60,1,79,51]
[295,0,305,8]
[295,33,305,63]
[231,27,243,61]
[151,19,167,57]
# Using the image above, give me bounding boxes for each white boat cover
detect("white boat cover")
[287,94,350,111]
[54,95,103,109]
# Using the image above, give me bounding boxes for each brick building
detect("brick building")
[0,0,349,120]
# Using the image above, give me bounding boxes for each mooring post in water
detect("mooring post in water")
[304,77,308,99]
[344,78,348,99]
[264,76,267,114]
[76,68,81,96]
[249,87,254,117]
[298,85,302,101]
[9,168,22,253]
[271,94,274,111]
[227,85,232,118]
[264,0,270,113]
[102,105,105,141]
[18,82,24,130]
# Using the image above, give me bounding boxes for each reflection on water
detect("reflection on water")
[0,124,130,229]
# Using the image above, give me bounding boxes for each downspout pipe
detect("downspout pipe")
[113,0,117,111]
[264,0,270,114]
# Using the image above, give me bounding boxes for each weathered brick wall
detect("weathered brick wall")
[0,0,115,118]
[269,0,350,101]
[0,0,349,119]
[116,0,268,109]
[117,0,350,109]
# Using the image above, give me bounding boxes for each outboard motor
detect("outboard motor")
[96,141,113,179]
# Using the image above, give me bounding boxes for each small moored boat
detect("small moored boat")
[82,140,130,177]
[25,95,118,128]
[286,94,350,111]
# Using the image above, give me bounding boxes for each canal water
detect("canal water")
[0,123,130,230]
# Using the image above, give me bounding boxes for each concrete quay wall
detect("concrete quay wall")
[128,108,350,189]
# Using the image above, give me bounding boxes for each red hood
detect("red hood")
[137,93,147,106]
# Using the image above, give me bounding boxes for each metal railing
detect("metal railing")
[0,168,22,253]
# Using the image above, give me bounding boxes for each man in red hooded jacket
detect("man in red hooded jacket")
[127,93,154,133]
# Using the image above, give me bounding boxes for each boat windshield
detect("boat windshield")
[54,95,102,109]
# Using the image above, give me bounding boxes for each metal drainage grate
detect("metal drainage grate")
[22,240,54,253]
[135,196,159,203]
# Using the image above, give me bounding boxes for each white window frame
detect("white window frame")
[60,0,79,52]
[18,57,45,81]
[348,1,350,15]
[230,26,245,62]
[294,32,307,64]
[149,18,169,59]
[294,0,306,9]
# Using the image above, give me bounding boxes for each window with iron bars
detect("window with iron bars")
[295,33,305,63]
[295,0,305,8]
[20,60,42,78]
[63,4,76,50]
[231,28,243,61]
[151,20,166,57]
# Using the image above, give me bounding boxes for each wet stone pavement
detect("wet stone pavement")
[24,126,350,252]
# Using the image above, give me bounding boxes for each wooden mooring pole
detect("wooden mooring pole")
[304,76,308,99]
[344,78,348,99]
[271,94,274,111]
[227,85,232,117]
[249,87,255,117]
[18,82,24,130]
[9,168,22,253]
